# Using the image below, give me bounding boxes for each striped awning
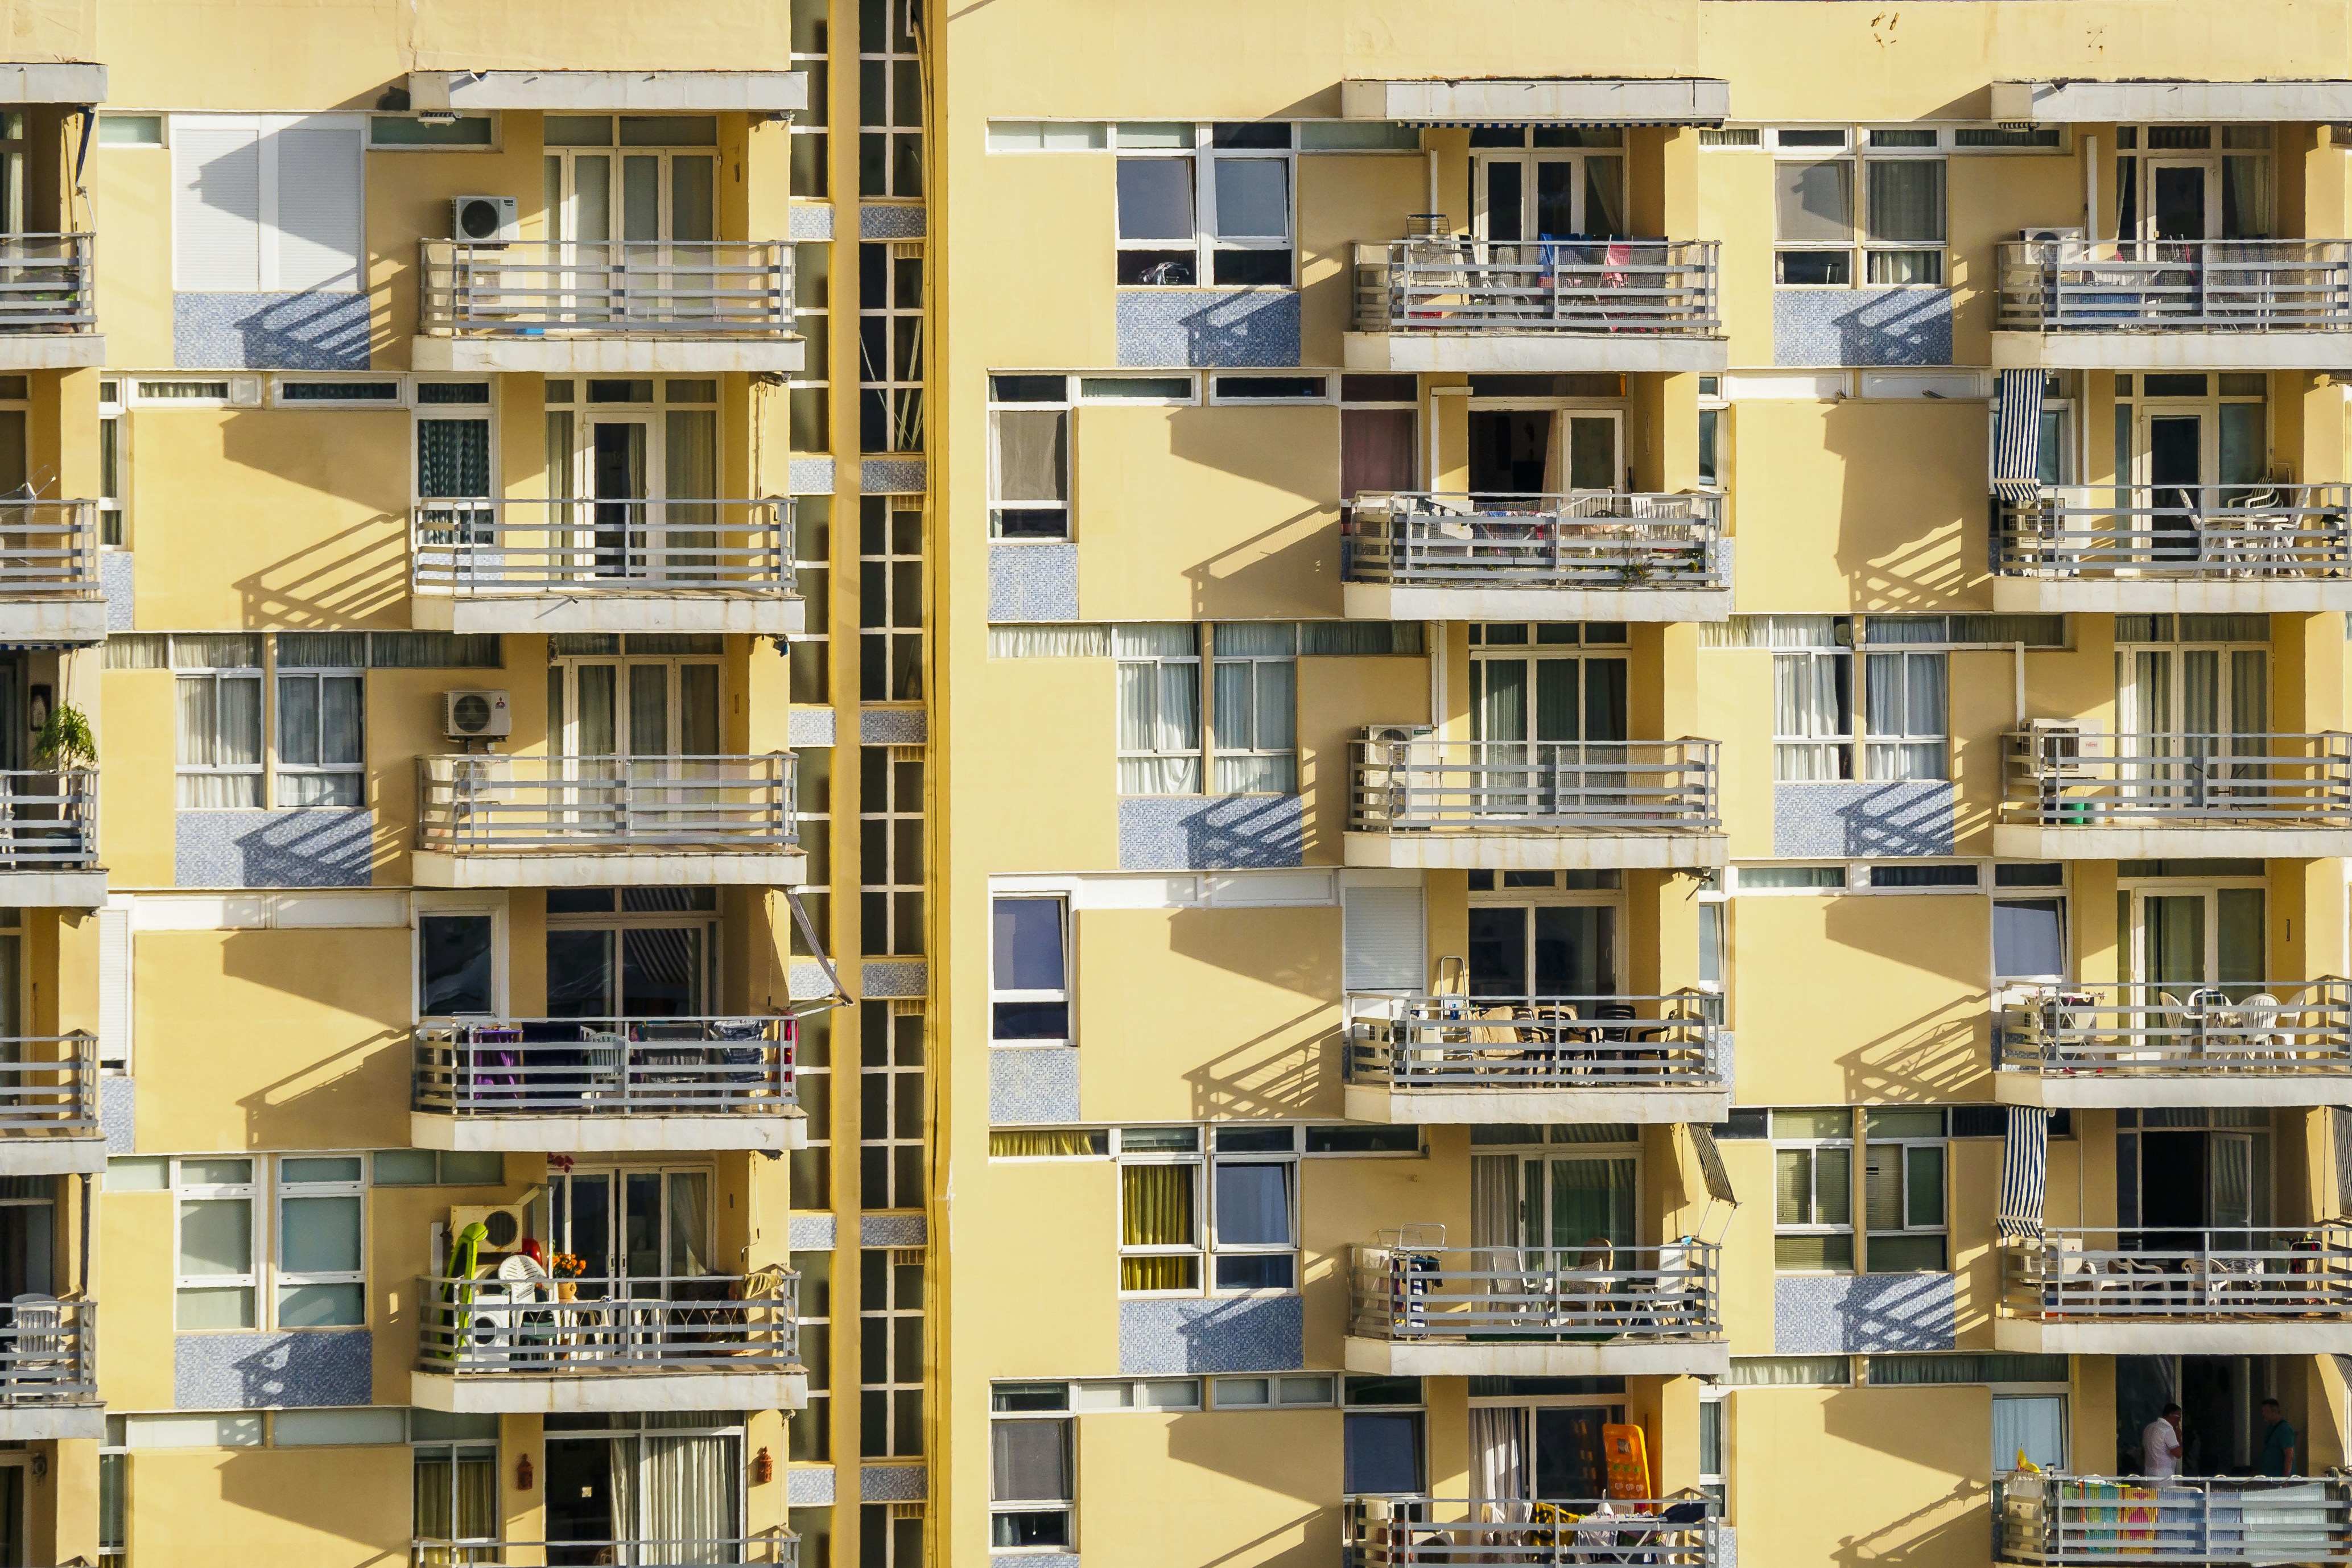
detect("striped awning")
[2333,1107,2352,1216]
[1998,1106,2049,1239]
[1992,367,2044,506]
[1687,1123,1737,1205]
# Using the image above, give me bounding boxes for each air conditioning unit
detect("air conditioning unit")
[451,196,520,244]
[444,690,511,740]
[450,1200,534,1253]
[2019,226,2085,244]
[1360,724,1435,746]
[2026,717,2085,775]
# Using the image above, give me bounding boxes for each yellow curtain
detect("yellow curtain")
[989,1129,1104,1158]
[1119,1163,1197,1290]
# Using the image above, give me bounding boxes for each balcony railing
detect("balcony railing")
[1998,980,2352,1079]
[1996,1472,2352,1565]
[0,769,95,870]
[0,236,93,335]
[1346,993,1724,1092]
[1354,236,1721,336]
[0,1297,93,1406]
[2002,1225,2352,1322]
[0,501,97,598]
[419,241,793,338]
[1352,738,1720,835]
[1995,238,2352,333]
[416,754,795,857]
[2003,730,2352,828]
[0,1034,96,1138]
[412,498,794,599]
[414,1017,795,1118]
[1345,492,1726,591]
[1998,484,2352,581]
[418,1271,798,1376]
[414,1533,797,1568]
[1348,1240,1722,1344]
[1346,1496,1719,1567]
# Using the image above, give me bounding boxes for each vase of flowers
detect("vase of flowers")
[551,1252,586,1302]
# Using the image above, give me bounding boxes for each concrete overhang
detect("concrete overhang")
[0,1137,110,1177]
[408,70,806,114]
[1344,1084,1730,1125]
[410,851,805,890]
[1991,577,2352,616]
[1995,1318,2352,1356]
[1343,583,1730,624]
[411,593,805,637]
[1994,1071,2352,1111]
[1344,831,1728,873]
[0,336,104,372]
[1991,329,2352,373]
[411,1368,807,1414]
[0,64,105,104]
[0,870,104,909]
[1342,77,1728,126]
[1994,824,2352,860]
[1991,79,2352,124]
[1345,331,1727,376]
[0,600,108,644]
[411,336,804,376]
[0,1405,103,1441]
[412,1109,807,1154]
[1344,1335,1728,1379]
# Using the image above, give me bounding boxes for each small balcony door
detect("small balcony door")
[1466,407,1621,497]
[548,1165,714,1293]
[1466,889,1623,1002]
[1521,1148,1639,1268]
[552,656,721,763]
[544,1420,740,1567]
[551,391,720,584]
[2146,159,2215,244]
[2122,879,2266,1001]
[1470,1400,1628,1505]
[544,146,717,321]
[1471,646,1628,815]
[1474,152,1625,242]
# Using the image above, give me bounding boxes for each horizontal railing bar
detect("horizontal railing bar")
[1997,238,2352,333]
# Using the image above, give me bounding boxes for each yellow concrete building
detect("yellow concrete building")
[0,0,2342,1565]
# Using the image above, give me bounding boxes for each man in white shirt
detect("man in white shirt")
[2143,1404,2184,1478]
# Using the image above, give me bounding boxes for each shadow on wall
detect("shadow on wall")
[1177,503,1339,623]
[1821,897,1989,1099]
[1166,1413,1342,1518]
[1177,1000,1342,1121]
[216,931,407,1144]
[1818,404,1984,610]
[231,512,410,629]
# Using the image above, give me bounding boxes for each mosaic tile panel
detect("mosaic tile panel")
[995,1557,1079,1568]
[857,709,927,745]
[175,291,369,370]
[1773,1273,1956,1355]
[1772,287,1953,368]
[860,1463,928,1500]
[1772,781,1955,859]
[175,1330,372,1408]
[1115,290,1301,368]
[1118,1296,1303,1375]
[859,205,927,240]
[990,1047,1080,1124]
[860,1213,926,1247]
[789,1215,838,1251]
[99,1075,133,1153]
[860,457,926,494]
[860,960,927,998]
[175,809,374,889]
[786,1466,836,1504]
[1117,795,1304,871]
[787,961,840,1001]
[787,709,836,748]
[988,543,1080,622]
[789,205,834,242]
[788,457,836,496]
[100,551,133,632]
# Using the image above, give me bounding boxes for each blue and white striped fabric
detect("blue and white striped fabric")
[1997,1105,2048,1238]
[1992,368,2045,506]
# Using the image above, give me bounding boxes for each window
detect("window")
[860,496,925,701]
[1863,1110,1947,1273]
[991,897,1070,1044]
[859,0,923,197]
[1698,1393,1727,1515]
[789,500,832,703]
[100,1418,126,1565]
[991,1385,1073,1550]
[1698,893,1727,995]
[1210,1126,1297,1291]
[1773,153,1853,283]
[370,114,493,149]
[792,1249,832,1462]
[171,114,364,293]
[172,634,265,808]
[98,114,163,146]
[1115,123,1296,286]
[1772,130,1947,285]
[1697,376,1725,489]
[1211,623,1297,794]
[1863,650,1947,780]
[98,384,124,547]
[793,751,833,962]
[790,1010,834,1214]
[860,1246,923,1457]
[1995,865,2069,982]
[275,635,365,806]
[1994,1394,2069,1475]
[370,1149,503,1186]
[861,746,925,956]
[1342,1376,1425,1496]
[989,377,1070,541]
[791,0,830,199]
[276,1156,364,1324]
[1864,157,1946,282]
[1773,646,1947,782]
[412,1413,498,1558]
[1115,625,1201,793]
[418,911,494,1016]
[789,244,832,454]
[859,242,923,453]
[1772,650,1852,781]
[1211,1374,1336,1407]
[1119,1127,1202,1291]
[861,1003,925,1209]
[543,886,719,1018]
[1772,1108,1854,1272]
[416,382,493,544]
[2114,125,2272,242]
[175,1157,258,1327]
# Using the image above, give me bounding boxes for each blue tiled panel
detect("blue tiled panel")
[1721,1527,1737,1568]
[988,544,1080,622]
[787,709,836,748]
[861,1464,929,1500]
[788,1215,837,1251]
[860,1213,926,1247]
[175,1330,373,1408]
[100,551,133,631]
[787,457,836,495]
[1118,1297,1304,1374]
[861,960,927,998]
[858,709,927,745]
[787,961,839,1001]
[991,1047,1080,1124]
[1773,781,1955,859]
[174,292,369,370]
[1117,795,1305,870]
[1116,291,1301,368]
[859,205,927,240]
[790,205,835,242]
[1773,1273,1957,1354]
[99,1076,133,1153]
[175,809,373,888]
[1772,288,1953,367]
[861,457,925,494]
[786,1467,836,1505]
[995,1557,1079,1568]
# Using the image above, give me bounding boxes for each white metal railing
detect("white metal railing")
[1997,980,2352,1079]
[2003,729,2352,827]
[1998,484,2352,581]
[414,1017,795,1118]
[418,240,793,338]
[1354,236,1721,335]
[2002,1226,2352,1321]
[0,1034,96,1137]
[1348,1240,1723,1343]
[1346,492,1726,591]
[0,1297,93,1406]
[1347,1496,1719,1567]
[1996,238,2352,333]
[0,769,96,869]
[1346,992,1724,1094]
[1996,1473,2352,1564]
[0,501,98,598]
[1352,737,1720,834]
[418,1271,798,1375]
[412,498,794,599]
[416,754,794,857]
[414,1536,797,1568]
[0,236,93,335]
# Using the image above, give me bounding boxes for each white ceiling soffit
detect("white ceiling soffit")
[1991,78,2352,123]
[0,63,106,104]
[1341,77,1728,126]
[408,70,808,114]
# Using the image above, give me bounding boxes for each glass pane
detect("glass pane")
[1212,157,1288,239]
[2219,889,2266,986]
[277,1281,363,1327]
[1120,1163,1195,1248]
[628,663,669,756]
[280,1195,361,1273]
[1568,418,1615,491]
[176,1285,254,1328]
[1815,1146,1852,1225]
[1906,1145,1946,1228]
[177,1198,251,1275]
[1116,159,1194,241]
[1343,1411,1422,1495]
[1994,899,2066,977]
[419,915,493,1016]
[1867,158,1945,244]
[1775,1148,1812,1224]
[277,675,319,767]
[1212,1162,1293,1247]
[670,155,715,242]
[1776,162,1853,242]
[993,898,1064,991]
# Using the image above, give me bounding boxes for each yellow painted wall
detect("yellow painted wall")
[114,1445,410,1567]
[1727,1384,1990,1567]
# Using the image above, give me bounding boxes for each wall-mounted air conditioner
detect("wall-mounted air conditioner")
[443,690,511,740]
[451,196,521,244]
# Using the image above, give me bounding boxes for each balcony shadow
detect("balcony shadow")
[1176,504,1343,622]
[1163,1413,1342,1518]
[1815,403,1988,611]
[1176,1002,1343,1121]
[230,512,411,628]
[1835,991,1988,1102]
[211,1449,403,1565]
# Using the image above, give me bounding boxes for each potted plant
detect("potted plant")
[30,700,93,838]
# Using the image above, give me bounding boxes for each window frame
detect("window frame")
[1208,627,1298,797]
[1769,127,1950,287]
[1116,1144,1204,1297]
[989,1406,1076,1553]
[1771,1109,1855,1274]
[97,382,126,548]
[990,895,1072,1047]
[1208,1134,1300,1295]
[1114,628,1204,796]
[173,1157,261,1330]
[412,894,508,1023]
[1113,125,1298,289]
[987,379,1072,543]
[1863,1110,1949,1274]
[272,662,366,808]
[1860,647,1950,781]
[172,637,268,810]
[274,1156,368,1327]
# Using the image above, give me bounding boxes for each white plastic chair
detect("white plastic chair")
[8,1294,60,1387]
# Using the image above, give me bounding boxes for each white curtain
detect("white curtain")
[666,1172,711,1277]
[1773,653,1848,781]
[175,674,262,808]
[1470,1405,1529,1522]
[1117,661,1202,794]
[1865,651,1947,781]
[1471,1155,1521,1319]
[607,1437,638,1562]
[1212,1162,1292,1247]
[989,625,1111,659]
[2210,1135,2254,1229]
[1992,1395,2068,1475]
[642,1434,737,1565]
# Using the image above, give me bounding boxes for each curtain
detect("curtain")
[991,625,1110,659]
[1865,652,1947,781]
[1120,1163,1196,1289]
[1213,1163,1292,1247]
[666,1172,711,1277]
[1773,653,1848,781]
[1550,1157,1636,1248]
[1116,661,1201,794]
[176,675,262,808]
[643,1433,736,1564]
[2222,155,2272,240]
[1212,660,1297,794]
[663,410,717,578]
[1583,158,1625,238]
[2210,1134,2254,1229]
[1992,1396,2068,1475]
[1340,409,1416,499]
[989,1130,1100,1157]
[996,411,1067,503]
[1471,1154,1520,1314]
[992,1419,1071,1504]
[1470,1406,1529,1521]
[418,420,490,500]
[607,1435,638,1559]
[1867,159,1945,244]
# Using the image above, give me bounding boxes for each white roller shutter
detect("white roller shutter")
[172,114,362,294]
[97,902,130,1070]
[172,121,262,291]
[1343,883,1425,993]
[274,123,364,291]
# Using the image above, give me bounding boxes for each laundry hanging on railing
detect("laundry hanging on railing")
[1992,368,2045,506]
[1998,1105,2049,1238]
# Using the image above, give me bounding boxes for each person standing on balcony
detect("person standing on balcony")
[2142,1405,2184,1478]
[2259,1400,2299,1478]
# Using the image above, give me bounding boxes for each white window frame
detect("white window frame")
[1771,1109,1855,1274]
[989,894,1071,1047]
[366,113,499,151]
[1074,374,1196,406]
[1116,1130,1204,1297]
[1208,1140,1299,1295]
[172,636,267,810]
[1994,866,2072,984]
[1209,628,1298,797]
[1113,125,1296,288]
[1072,1377,1202,1411]
[98,381,126,548]
[412,893,509,1024]
[987,378,1072,543]
[274,1156,367,1327]
[174,1157,260,1330]
[1769,127,1949,287]
[273,659,366,808]
[1207,373,1334,406]
[1115,628,1203,797]
[269,376,408,408]
[1772,648,1854,781]
[1730,864,1848,896]
[1863,1111,1949,1274]
[1698,1390,1728,1518]
[1860,647,1949,781]
[989,1408,1076,1554]
[1209,1373,1336,1408]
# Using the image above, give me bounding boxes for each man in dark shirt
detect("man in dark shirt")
[2260,1398,2299,1478]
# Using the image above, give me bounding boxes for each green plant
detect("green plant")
[34,702,95,770]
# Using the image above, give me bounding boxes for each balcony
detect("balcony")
[1995,981,2352,1109]
[0,769,100,907]
[1347,1497,1720,1568]
[1344,1238,1726,1377]
[0,1034,100,1175]
[1996,729,2352,859]
[1342,491,1728,622]
[0,236,98,369]
[1996,1472,2352,1566]
[412,754,800,889]
[411,498,800,636]
[414,240,802,374]
[1994,484,2352,614]
[0,1297,97,1440]
[410,1270,803,1413]
[1996,1226,2352,1355]
[1346,736,1725,871]
[411,1533,798,1567]
[412,1017,803,1153]
[0,500,101,642]
[1344,992,1726,1124]
[1993,239,2352,369]
[1347,234,1724,373]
